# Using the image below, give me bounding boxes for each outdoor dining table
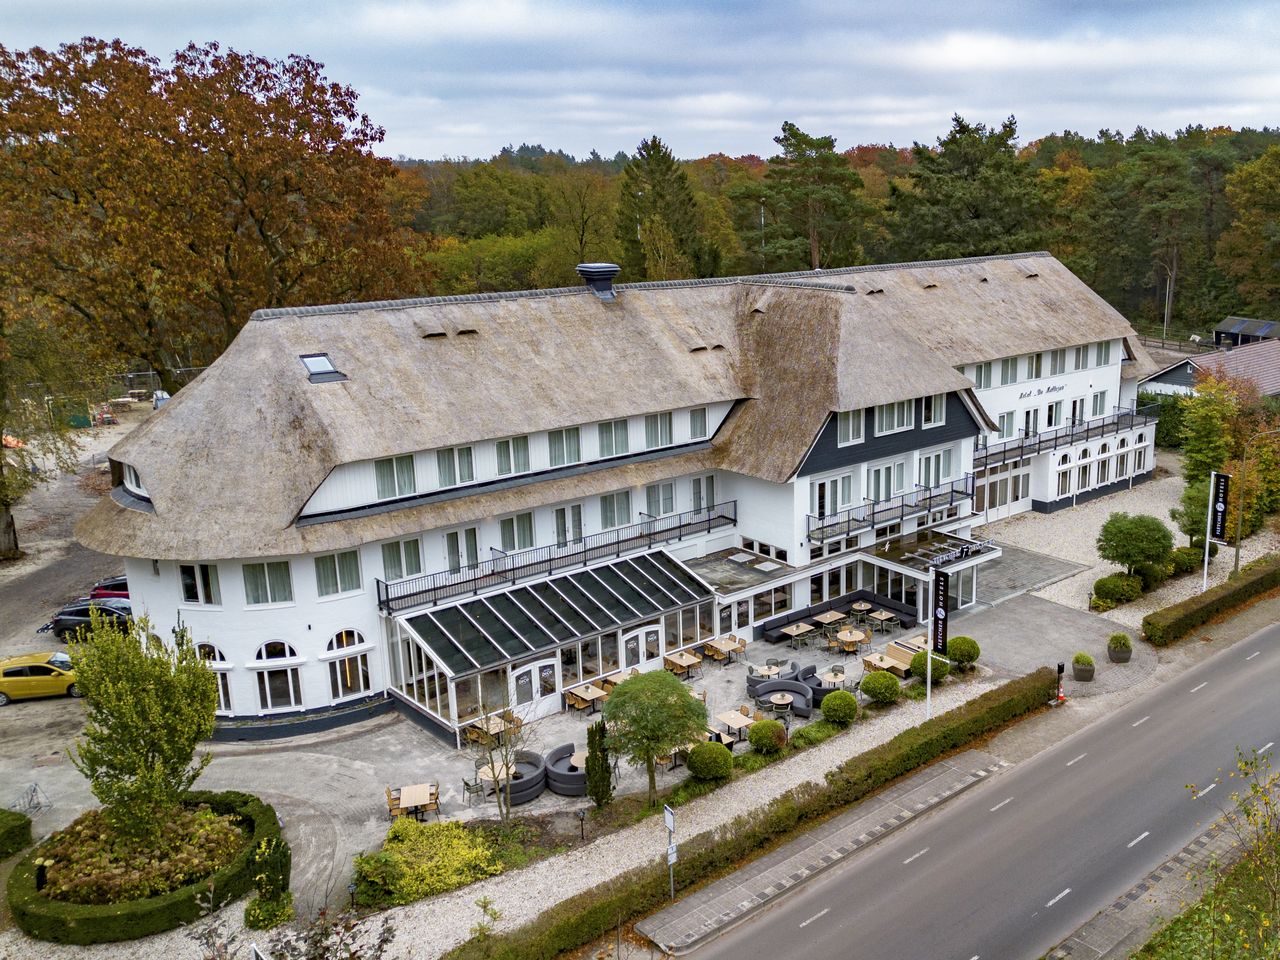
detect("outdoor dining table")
[468,714,513,743]
[665,651,700,677]
[769,693,794,707]
[707,636,742,662]
[754,664,781,679]
[837,628,867,653]
[780,622,814,648]
[819,670,846,687]
[868,609,898,632]
[569,682,608,713]
[476,762,516,783]
[399,782,439,820]
[850,601,872,622]
[570,751,587,770]
[813,610,845,626]
[716,710,756,739]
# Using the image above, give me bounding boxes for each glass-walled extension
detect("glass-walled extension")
[383,551,714,744]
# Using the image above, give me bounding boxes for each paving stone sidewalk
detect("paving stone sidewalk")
[637,749,1008,955]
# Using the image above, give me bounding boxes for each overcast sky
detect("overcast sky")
[3,0,1277,160]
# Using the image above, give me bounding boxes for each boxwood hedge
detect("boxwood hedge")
[442,668,1055,960]
[1142,553,1280,646]
[6,790,282,945]
[0,809,32,860]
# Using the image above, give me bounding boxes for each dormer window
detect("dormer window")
[122,463,149,499]
[300,353,346,383]
[837,409,863,446]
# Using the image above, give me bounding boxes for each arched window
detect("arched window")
[1118,437,1129,449]
[253,641,302,711]
[198,643,232,714]
[325,630,370,702]
[1099,442,1110,455]
[1059,454,1070,466]
[1138,433,1146,445]
[1079,448,1090,461]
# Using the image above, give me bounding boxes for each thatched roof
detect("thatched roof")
[76,251,1149,561]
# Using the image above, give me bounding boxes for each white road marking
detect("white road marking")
[1262,742,1275,754]
[1199,783,1217,797]
[1046,888,1072,907]
[1127,831,1150,848]
[990,797,1014,812]
[1246,651,1261,660]
[969,955,980,959]
[1190,681,1208,693]
[1066,753,1087,766]
[902,848,930,865]
[798,908,829,928]
[1132,715,1150,727]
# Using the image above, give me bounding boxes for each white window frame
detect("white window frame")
[692,474,716,512]
[867,459,907,502]
[445,527,479,572]
[1095,340,1112,366]
[436,446,474,488]
[252,641,304,713]
[921,394,946,428]
[598,419,630,457]
[375,454,416,500]
[600,490,632,529]
[918,447,954,488]
[1091,390,1107,417]
[243,561,294,606]
[837,409,864,446]
[1000,357,1018,385]
[972,362,992,390]
[1024,353,1042,380]
[554,504,584,547]
[179,563,222,606]
[644,412,673,449]
[873,400,914,436]
[689,407,708,440]
[997,411,1016,440]
[496,435,530,476]
[548,427,581,468]
[500,512,535,551]
[381,538,423,581]
[198,643,233,715]
[122,463,149,498]
[1049,349,1066,376]
[324,630,372,703]
[1046,400,1064,429]
[1074,345,1089,370]
[645,481,676,517]
[315,549,362,598]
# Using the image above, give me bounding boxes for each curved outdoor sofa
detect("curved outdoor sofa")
[752,678,814,718]
[504,750,547,806]
[545,743,587,797]
[747,663,799,696]
[795,665,835,706]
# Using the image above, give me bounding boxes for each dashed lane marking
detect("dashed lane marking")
[1246,651,1261,660]
[1190,681,1208,693]
[990,797,1014,812]
[1132,716,1150,727]
[1047,888,1072,907]
[902,848,930,865]
[798,908,828,928]
[1200,783,1217,797]
[1066,753,1087,767]
[1262,742,1275,754]
[1127,831,1149,848]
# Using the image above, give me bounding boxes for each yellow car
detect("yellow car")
[0,651,80,706]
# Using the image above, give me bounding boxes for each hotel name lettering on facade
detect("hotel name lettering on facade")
[1017,384,1066,400]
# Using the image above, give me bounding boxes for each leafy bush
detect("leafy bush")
[1190,536,1219,557]
[909,650,950,684]
[1133,560,1174,592]
[353,819,502,907]
[6,790,280,945]
[820,690,858,726]
[1143,552,1280,646]
[1140,391,1185,448]
[1093,573,1143,604]
[686,742,733,781]
[860,671,900,704]
[788,720,841,749]
[0,810,32,860]
[440,669,1056,960]
[1170,546,1201,574]
[244,890,294,930]
[747,719,786,755]
[1089,596,1117,612]
[1108,633,1132,651]
[1096,512,1173,574]
[1073,652,1094,667]
[946,636,980,668]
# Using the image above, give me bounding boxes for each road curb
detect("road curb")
[639,754,1009,956]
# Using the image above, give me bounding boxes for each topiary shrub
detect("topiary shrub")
[820,690,858,726]
[0,810,32,860]
[1133,560,1173,592]
[1093,573,1143,605]
[747,719,787,755]
[686,742,733,782]
[1170,546,1201,575]
[909,650,950,684]
[860,671,900,704]
[1107,633,1131,651]
[946,636,980,669]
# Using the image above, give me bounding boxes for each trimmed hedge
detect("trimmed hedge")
[748,719,787,754]
[1143,553,1280,646]
[819,690,858,726]
[441,668,1056,960]
[0,810,32,861]
[6,790,281,945]
[860,671,900,704]
[1093,574,1143,605]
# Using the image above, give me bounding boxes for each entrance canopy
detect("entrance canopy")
[397,551,712,677]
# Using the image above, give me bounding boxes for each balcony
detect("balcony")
[974,404,1158,472]
[806,474,975,544]
[376,500,737,614]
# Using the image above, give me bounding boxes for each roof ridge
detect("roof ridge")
[249,251,1053,322]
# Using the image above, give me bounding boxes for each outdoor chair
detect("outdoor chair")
[766,658,780,669]
[740,704,751,716]
[461,777,485,806]
[475,758,487,772]
[384,787,403,819]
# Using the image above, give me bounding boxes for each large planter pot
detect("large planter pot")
[1072,663,1095,681]
[1108,647,1132,663]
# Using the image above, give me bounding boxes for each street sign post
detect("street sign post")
[1204,471,1231,592]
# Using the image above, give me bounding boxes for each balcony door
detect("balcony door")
[868,462,903,503]
[1070,397,1086,424]
[812,478,839,518]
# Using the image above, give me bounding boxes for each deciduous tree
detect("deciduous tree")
[1217,145,1280,315]
[1095,512,1173,575]
[603,670,706,807]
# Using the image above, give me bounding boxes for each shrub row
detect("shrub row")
[0,809,32,860]
[1142,553,1280,646]
[441,668,1056,960]
[6,790,282,945]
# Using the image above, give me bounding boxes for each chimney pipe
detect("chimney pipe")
[576,263,621,301]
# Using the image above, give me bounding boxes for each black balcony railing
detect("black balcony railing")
[806,474,975,543]
[974,404,1158,472]
[376,500,737,614]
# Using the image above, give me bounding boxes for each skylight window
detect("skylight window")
[300,353,347,383]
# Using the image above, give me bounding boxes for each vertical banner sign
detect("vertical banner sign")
[1210,472,1231,543]
[931,568,950,654]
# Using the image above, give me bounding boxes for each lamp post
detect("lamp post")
[1233,427,1280,575]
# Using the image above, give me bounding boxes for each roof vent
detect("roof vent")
[923,282,938,289]
[979,277,989,283]
[455,328,478,336]
[576,263,622,301]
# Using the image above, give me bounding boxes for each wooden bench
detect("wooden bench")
[863,643,915,678]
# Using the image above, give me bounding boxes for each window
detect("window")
[179,563,221,605]
[973,362,992,390]
[921,394,946,428]
[1095,340,1112,366]
[1000,357,1018,385]
[554,504,583,546]
[1097,457,1110,484]
[381,538,422,581]
[918,449,953,487]
[548,427,581,467]
[300,354,335,376]
[1091,390,1107,417]
[689,407,708,440]
[1025,353,1042,379]
[692,474,716,512]
[874,400,913,435]
[496,436,530,476]
[1078,464,1091,490]
[1136,448,1146,472]
[243,561,293,605]
[315,550,361,597]
[500,512,535,551]
[1046,400,1064,429]
[1057,471,1071,497]
[374,455,415,500]
[997,411,1016,440]
[198,643,232,714]
[868,460,906,501]
[122,464,148,497]
[598,419,629,457]
[255,641,302,711]
[644,412,673,449]
[436,447,474,488]
[645,482,675,517]
[327,630,370,701]
[445,527,479,572]
[1050,349,1066,376]
[599,491,632,529]
[836,409,863,445]
[1073,345,1089,370]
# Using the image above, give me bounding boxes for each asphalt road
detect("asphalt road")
[693,621,1280,960]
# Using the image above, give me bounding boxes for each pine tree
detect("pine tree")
[585,718,612,810]
[616,136,715,279]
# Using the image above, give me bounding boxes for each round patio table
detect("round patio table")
[819,671,845,687]
[756,665,781,678]
[769,693,793,706]
[570,751,587,770]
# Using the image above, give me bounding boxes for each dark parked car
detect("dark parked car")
[45,598,132,642]
[88,574,129,600]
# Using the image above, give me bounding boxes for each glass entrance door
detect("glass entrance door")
[510,658,561,721]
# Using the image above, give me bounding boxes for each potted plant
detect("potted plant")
[1072,652,1095,681]
[1107,633,1132,663]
